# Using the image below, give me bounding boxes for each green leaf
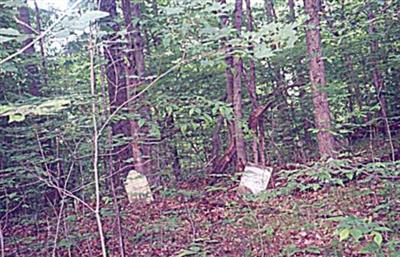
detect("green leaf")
[166,106,173,116]
[79,10,110,23]
[0,105,13,115]
[1,0,25,7]
[164,7,184,16]
[373,226,391,232]
[72,10,110,29]
[180,124,188,133]
[138,119,146,128]
[0,28,21,36]
[9,113,25,123]
[351,229,363,241]
[53,29,71,39]
[312,183,321,191]
[372,232,383,246]
[0,35,14,43]
[205,2,223,13]
[189,108,195,117]
[263,226,274,236]
[360,242,379,254]
[254,44,274,59]
[305,246,321,254]
[339,228,351,241]
[345,171,354,180]
[8,192,18,199]
[175,249,197,257]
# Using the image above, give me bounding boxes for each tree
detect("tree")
[120,0,150,177]
[287,0,295,22]
[304,0,337,158]
[17,2,40,96]
[99,0,132,183]
[265,0,277,23]
[244,0,266,165]
[233,0,247,171]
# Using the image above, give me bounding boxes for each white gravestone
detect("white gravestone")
[124,170,154,203]
[239,166,272,195]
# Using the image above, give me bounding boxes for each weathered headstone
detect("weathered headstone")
[238,166,272,195]
[124,170,153,203]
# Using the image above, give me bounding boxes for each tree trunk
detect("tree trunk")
[288,0,295,22]
[233,0,247,171]
[120,0,146,175]
[211,115,223,164]
[211,0,236,172]
[132,3,153,174]
[264,0,277,23]
[304,0,337,158]
[18,4,40,96]
[245,0,265,165]
[33,0,48,88]
[100,0,132,182]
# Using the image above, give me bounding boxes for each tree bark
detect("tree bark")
[264,0,277,23]
[18,4,40,96]
[120,0,147,175]
[304,0,337,158]
[288,0,295,22]
[211,0,236,173]
[211,115,224,163]
[100,0,132,181]
[33,0,48,88]
[132,3,153,174]
[233,0,247,171]
[244,0,266,165]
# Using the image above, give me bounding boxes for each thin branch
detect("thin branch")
[89,30,108,257]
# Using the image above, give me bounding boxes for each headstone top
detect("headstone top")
[238,166,272,195]
[124,170,154,204]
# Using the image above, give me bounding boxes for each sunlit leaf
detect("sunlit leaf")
[339,228,350,241]
[254,44,274,59]
[372,232,383,246]
[9,113,25,123]
[0,28,21,36]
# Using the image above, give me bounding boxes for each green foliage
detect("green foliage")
[0,0,399,255]
[0,98,71,122]
[329,215,395,255]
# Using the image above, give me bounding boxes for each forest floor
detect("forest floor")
[5,160,400,257]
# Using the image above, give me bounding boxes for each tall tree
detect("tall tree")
[304,0,337,158]
[132,2,153,173]
[244,0,266,165]
[120,0,149,176]
[233,0,247,170]
[17,3,40,96]
[33,0,48,88]
[99,1,129,256]
[99,0,132,181]
[212,0,236,173]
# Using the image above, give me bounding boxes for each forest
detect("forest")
[0,0,399,256]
